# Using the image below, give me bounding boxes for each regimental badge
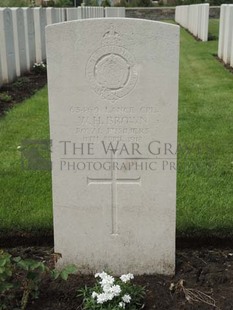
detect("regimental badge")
[86,25,138,103]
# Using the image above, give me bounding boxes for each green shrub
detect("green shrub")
[0,0,29,7]
[54,0,73,7]
[0,93,12,103]
[0,250,77,310]
[101,0,111,6]
[32,62,47,75]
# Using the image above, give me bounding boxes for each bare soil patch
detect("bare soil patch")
[0,72,47,116]
[4,246,233,310]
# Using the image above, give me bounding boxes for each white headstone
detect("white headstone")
[231,16,233,67]
[223,5,233,64]
[0,55,2,87]
[23,8,36,71]
[66,8,78,21]
[46,7,60,25]
[0,8,16,83]
[218,4,227,59]
[105,7,125,17]
[99,7,104,18]
[200,4,209,42]
[12,8,26,76]
[60,8,66,22]
[46,19,179,275]
[176,4,208,42]
[34,8,47,63]
[77,7,82,19]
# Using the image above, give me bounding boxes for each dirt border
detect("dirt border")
[1,233,233,249]
[214,54,233,74]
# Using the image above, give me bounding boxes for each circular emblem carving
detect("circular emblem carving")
[86,46,138,102]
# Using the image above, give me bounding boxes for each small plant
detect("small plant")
[0,250,77,310]
[32,62,47,75]
[101,0,111,6]
[54,0,73,7]
[78,271,145,310]
[13,77,30,89]
[0,92,12,103]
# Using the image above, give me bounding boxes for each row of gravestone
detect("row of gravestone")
[67,7,125,20]
[218,4,233,68]
[0,6,125,86]
[175,4,209,42]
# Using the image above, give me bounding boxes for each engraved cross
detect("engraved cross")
[87,154,141,235]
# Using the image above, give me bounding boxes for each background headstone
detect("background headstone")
[223,5,233,64]
[34,8,47,63]
[105,7,125,17]
[66,8,78,21]
[175,4,209,42]
[218,4,227,59]
[0,8,16,83]
[46,19,179,275]
[46,7,60,25]
[12,8,27,77]
[23,8,36,71]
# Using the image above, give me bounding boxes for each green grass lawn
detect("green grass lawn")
[177,19,233,237]
[208,18,220,39]
[0,19,233,238]
[0,87,53,236]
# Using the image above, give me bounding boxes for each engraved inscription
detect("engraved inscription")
[70,105,159,143]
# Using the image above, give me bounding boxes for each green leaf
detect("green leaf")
[52,265,77,281]
[0,258,7,267]
[60,270,69,281]
[60,265,77,281]
[62,265,77,275]
[50,269,60,280]
[0,282,14,292]
[16,260,29,271]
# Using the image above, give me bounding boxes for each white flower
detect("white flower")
[91,291,98,299]
[106,292,114,301]
[100,274,115,287]
[17,146,21,150]
[102,283,114,294]
[120,273,134,283]
[119,301,126,308]
[96,292,113,304]
[102,283,121,296]
[96,293,107,304]
[95,271,107,279]
[122,294,131,303]
[93,272,123,304]
[109,284,121,296]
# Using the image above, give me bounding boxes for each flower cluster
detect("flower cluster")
[120,273,134,283]
[79,271,145,310]
[32,62,47,75]
[90,272,134,309]
[33,62,46,69]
